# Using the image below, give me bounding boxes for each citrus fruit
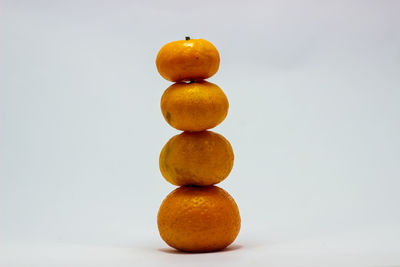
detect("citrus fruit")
[160,81,229,131]
[159,131,234,186]
[156,38,220,82]
[157,185,241,252]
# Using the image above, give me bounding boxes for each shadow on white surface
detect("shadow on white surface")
[158,244,243,254]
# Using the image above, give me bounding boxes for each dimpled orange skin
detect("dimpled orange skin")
[156,38,220,82]
[157,186,241,252]
[161,81,229,131]
[159,131,234,186]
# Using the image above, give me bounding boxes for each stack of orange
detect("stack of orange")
[156,37,241,253]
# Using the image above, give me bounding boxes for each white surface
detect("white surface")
[1,0,400,266]
[2,225,400,267]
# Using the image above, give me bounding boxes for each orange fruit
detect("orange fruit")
[161,81,229,131]
[159,131,234,186]
[156,38,220,82]
[157,186,241,252]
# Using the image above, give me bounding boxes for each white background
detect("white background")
[1,0,400,266]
